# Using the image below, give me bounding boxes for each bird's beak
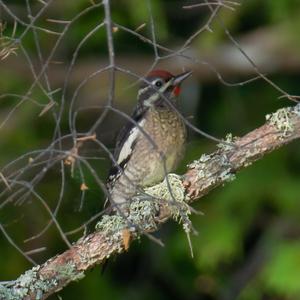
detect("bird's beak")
[173,70,192,85]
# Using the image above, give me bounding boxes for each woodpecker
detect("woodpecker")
[107,69,192,213]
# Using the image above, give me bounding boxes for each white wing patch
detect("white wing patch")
[116,119,146,164]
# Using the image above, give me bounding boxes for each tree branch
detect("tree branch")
[1,103,300,300]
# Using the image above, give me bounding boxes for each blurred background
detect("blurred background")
[1,0,300,299]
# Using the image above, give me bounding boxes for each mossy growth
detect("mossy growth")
[95,214,128,250]
[95,174,193,245]
[0,266,53,300]
[0,262,84,300]
[144,173,192,229]
[293,102,300,116]
[188,152,236,188]
[266,105,300,137]
[95,197,160,250]
[54,262,85,282]
[217,133,238,151]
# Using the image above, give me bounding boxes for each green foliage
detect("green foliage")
[262,242,300,297]
[125,0,168,40]
[265,0,300,23]
[195,215,243,270]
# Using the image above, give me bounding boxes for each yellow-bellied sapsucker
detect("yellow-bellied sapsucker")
[107,69,192,213]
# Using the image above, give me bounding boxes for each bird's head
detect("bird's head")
[138,69,192,108]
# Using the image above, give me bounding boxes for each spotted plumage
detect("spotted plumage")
[107,69,192,212]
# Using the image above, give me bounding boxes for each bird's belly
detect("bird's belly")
[138,108,186,187]
[141,144,183,186]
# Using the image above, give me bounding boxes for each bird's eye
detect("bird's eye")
[153,79,163,88]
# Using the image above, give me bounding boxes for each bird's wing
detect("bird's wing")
[107,106,147,187]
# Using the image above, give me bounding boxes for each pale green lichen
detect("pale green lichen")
[0,261,84,300]
[144,174,188,205]
[55,262,85,282]
[189,153,211,168]
[293,103,300,116]
[0,266,50,300]
[95,202,158,241]
[96,175,189,231]
[128,198,159,232]
[266,104,300,137]
[96,215,127,233]
[266,107,294,137]
[188,152,236,188]
[95,202,160,251]
[95,174,193,244]
[219,168,236,183]
[95,215,128,251]
[143,174,193,237]
[217,133,237,151]
[0,285,12,300]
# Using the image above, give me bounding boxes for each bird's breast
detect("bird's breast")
[138,108,186,186]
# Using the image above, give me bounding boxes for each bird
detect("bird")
[107,69,192,214]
